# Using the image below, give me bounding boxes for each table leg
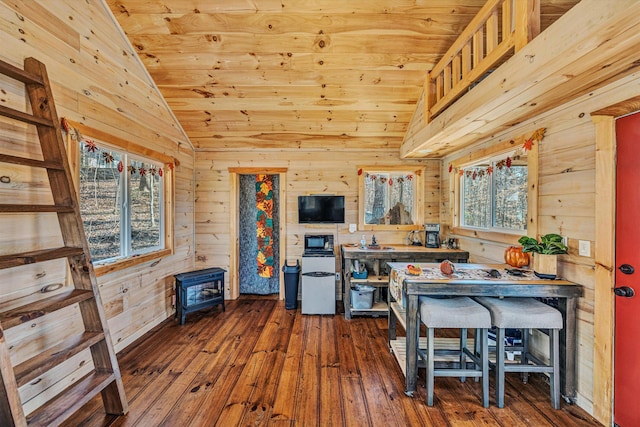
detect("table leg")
[388,304,397,343]
[560,296,578,402]
[405,294,419,396]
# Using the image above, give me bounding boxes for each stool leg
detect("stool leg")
[521,328,529,384]
[460,327,467,382]
[473,328,481,382]
[496,327,506,408]
[550,329,561,409]
[481,328,489,408]
[426,327,435,406]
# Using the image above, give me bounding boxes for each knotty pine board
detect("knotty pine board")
[0,0,195,412]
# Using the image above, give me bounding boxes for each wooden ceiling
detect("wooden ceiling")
[107,0,579,153]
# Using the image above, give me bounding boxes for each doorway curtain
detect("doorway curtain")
[239,174,280,294]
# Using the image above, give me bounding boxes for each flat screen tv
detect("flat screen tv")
[298,195,345,224]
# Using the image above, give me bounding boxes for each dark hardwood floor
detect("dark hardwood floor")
[63,297,601,426]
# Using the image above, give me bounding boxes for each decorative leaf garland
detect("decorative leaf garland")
[449,128,545,180]
[60,118,173,176]
[364,172,414,185]
[256,174,274,278]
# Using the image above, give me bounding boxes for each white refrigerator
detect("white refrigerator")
[301,255,336,315]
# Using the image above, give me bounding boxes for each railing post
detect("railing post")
[514,0,540,51]
[424,71,436,123]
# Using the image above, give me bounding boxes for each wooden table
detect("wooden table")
[387,263,582,402]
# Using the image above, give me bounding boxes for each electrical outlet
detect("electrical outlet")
[578,240,591,257]
[335,273,340,281]
[349,223,357,233]
[562,236,568,247]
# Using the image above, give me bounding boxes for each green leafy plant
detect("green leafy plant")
[518,233,568,255]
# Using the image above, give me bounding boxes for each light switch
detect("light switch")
[578,240,590,257]
[349,224,357,233]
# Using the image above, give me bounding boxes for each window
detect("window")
[460,153,528,232]
[358,166,425,231]
[450,128,542,243]
[79,140,165,263]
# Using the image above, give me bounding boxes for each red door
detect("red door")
[614,112,640,426]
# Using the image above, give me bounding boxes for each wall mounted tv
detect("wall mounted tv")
[298,195,345,224]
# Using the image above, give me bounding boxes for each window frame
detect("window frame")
[65,121,174,276]
[358,165,425,231]
[459,151,528,233]
[449,132,539,245]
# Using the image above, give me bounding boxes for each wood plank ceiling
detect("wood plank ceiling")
[107,0,579,153]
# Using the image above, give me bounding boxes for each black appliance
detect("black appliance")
[424,223,441,248]
[298,195,345,224]
[303,234,334,256]
[174,267,225,325]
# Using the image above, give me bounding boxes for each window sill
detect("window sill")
[94,248,172,277]
[452,227,522,246]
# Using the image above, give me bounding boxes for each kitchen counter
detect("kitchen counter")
[340,245,469,319]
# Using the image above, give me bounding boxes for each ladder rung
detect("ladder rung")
[0,289,94,329]
[0,205,75,213]
[14,331,105,388]
[0,153,65,170]
[0,246,85,270]
[0,58,44,85]
[25,371,115,427]
[0,104,55,127]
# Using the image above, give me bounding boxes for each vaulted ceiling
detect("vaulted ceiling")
[107,0,579,153]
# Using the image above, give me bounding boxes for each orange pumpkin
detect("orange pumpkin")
[504,246,530,267]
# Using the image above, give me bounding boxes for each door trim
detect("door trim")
[228,168,287,300]
[591,96,640,425]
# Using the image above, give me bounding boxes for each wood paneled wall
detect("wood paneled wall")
[0,0,194,414]
[440,70,640,417]
[194,149,439,298]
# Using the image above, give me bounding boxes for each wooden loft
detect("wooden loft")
[424,0,540,123]
[401,0,640,159]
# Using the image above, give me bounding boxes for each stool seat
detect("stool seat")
[420,296,492,328]
[474,296,563,409]
[474,297,562,329]
[419,296,491,407]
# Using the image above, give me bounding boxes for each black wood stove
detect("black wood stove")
[174,267,226,325]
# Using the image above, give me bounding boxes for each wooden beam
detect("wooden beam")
[514,0,540,51]
[590,112,617,427]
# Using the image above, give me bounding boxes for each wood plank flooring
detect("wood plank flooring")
[62,297,601,426]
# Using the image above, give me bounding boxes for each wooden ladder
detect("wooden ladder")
[0,58,127,426]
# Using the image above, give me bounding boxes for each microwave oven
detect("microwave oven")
[304,234,334,254]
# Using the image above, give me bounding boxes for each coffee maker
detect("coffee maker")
[424,223,440,248]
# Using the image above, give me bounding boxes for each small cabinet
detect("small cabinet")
[340,245,469,319]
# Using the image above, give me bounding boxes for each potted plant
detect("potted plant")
[517,233,568,279]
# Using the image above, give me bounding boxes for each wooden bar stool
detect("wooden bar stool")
[474,297,563,409]
[417,296,491,407]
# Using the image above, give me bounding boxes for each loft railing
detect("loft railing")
[424,0,540,122]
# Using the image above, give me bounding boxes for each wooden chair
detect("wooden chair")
[474,297,563,409]
[418,296,491,407]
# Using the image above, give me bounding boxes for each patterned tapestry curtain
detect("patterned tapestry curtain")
[256,174,274,277]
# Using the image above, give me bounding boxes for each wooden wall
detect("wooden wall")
[194,150,439,298]
[440,70,640,414]
[0,0,194,414]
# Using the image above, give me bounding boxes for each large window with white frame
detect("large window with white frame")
[78,139,165,264]
[460,152,528,233]
[450,128,542,244]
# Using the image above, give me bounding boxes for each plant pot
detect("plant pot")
[533,253,558,279]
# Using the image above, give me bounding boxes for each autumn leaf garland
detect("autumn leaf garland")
[449,128,545,179]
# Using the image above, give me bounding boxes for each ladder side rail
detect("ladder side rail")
[0,323,27,427]
[22,57,128,416]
